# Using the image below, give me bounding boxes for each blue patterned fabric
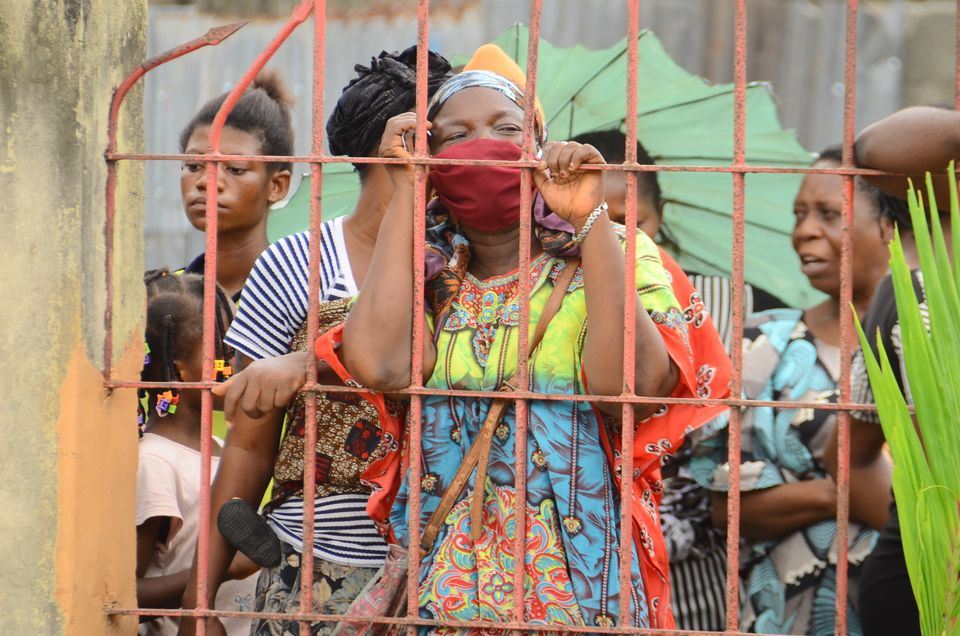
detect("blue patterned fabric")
[689,308,877,635]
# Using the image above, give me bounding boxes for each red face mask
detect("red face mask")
[429,138,531,233]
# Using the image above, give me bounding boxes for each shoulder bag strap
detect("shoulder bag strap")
[420,258,581,553]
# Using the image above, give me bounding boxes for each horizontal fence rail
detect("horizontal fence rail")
[104,0,955,634]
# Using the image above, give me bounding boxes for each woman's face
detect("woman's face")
[180,125,289,235]
[791,160,892,299]
[429,87,525,154]
[604,171,662,237]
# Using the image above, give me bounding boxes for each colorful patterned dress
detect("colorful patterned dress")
[386,229,730,631]
[688,309,878,635]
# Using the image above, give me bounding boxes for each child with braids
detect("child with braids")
[136,270,258,636]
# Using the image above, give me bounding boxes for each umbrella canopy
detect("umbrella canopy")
[269,25,820,307]
[268,163,360,242]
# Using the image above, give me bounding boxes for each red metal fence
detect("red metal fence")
[101,0,949,633]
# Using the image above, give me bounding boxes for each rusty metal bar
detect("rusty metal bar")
[956,0,960,109]
[834,1,860,634]
[298,1,326,633]
[104,151,904,178]
[508,0,543,628]
[106,606,765,636]
[618,0,641,627]
[724,0,749,629]
[102,21,245,380]
[106,377,886,413]
[405,2,430,633]
[196,4,314,635]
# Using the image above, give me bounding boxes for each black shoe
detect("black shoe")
[217,499,282,568]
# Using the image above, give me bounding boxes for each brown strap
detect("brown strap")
[419,258,581,553]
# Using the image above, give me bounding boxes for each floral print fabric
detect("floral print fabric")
[251,540,380,636]
[689,309,878,635]
[385,228,731,631]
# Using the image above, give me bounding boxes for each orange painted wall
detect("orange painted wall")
[0,2,147,633]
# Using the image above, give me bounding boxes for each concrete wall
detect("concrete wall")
[0,1,146,634]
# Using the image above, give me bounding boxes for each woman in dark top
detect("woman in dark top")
[825,105,960,636]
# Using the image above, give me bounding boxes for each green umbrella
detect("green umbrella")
[269,25,820,307]
[268,162,360,242]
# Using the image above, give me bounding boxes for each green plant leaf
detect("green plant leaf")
[858,165,960,636]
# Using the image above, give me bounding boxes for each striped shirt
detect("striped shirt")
[224,217,387,567]
[225,216,357,360]
[266,496,390,567]
[685,272,784,351]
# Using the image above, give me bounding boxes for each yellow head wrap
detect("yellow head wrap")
[464,44,546,135]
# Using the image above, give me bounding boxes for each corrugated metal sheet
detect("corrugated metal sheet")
[143,0,912,269]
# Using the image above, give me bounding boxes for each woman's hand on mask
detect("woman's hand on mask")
[378,112,431,187]
[533,141,605,230]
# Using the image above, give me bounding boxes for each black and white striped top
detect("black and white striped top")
[684,272,784,352]
[224,217,387,567]
[225,217,357,360]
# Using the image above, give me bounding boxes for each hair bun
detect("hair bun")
[252,70,295,109]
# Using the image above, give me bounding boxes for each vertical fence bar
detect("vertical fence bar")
[511,1,542,629]
[195,97,222,636]
[406,2,430,632]
[300,1,326,634]
[834,2,860,634]
[725,0,749,630]
[618,0,640,628]
[956,0,960,109]
[199,6,314,634]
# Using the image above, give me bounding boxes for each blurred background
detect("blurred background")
[143,0,956,270]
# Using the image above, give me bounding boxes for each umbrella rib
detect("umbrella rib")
[552,31,651,135]
[664,198,791,233]
[632,82,769,121]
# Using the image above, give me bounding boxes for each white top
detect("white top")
[136,434,257,636]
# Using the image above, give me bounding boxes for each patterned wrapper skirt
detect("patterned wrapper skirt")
[252,540,380,636]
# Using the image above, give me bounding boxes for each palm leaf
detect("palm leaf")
[855,163,960,636]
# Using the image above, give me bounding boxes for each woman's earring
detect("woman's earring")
[155,390,179,417]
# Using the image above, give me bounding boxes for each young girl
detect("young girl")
[172,71,294,443]
[135,270,258,635]
[178,70,294,301]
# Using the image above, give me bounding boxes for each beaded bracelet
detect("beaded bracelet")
[572,201,608,244]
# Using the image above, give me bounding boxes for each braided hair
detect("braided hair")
[818,145,912,232]
[326,45,453,179]
[141,270,236,404]
[179,70,295,173]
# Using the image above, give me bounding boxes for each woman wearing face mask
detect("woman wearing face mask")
[334,71,731,630]
[689,146,908,634]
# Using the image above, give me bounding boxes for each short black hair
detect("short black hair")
[816,144,912,231]
[179,70,295,173]
[326,46,453,179]
[570,129,662,213]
